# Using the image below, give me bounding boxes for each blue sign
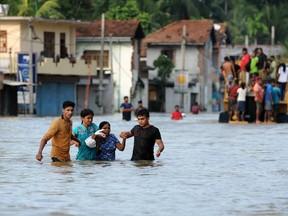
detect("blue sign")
[17,53,37,92]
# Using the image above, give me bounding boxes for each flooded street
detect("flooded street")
[1,112,288,216]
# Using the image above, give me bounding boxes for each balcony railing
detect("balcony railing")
[2,55,97,76]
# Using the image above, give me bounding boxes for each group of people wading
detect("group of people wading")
[221,47,288,124]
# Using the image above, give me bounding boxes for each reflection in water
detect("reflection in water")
[1,113,288,215]
[131,160,163,168]
[51,161,74,168]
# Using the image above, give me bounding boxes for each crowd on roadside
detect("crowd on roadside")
[221,47,288,124]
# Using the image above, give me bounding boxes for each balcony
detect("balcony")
[2,55,97,77]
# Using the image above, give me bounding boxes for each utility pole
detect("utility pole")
[98,13,105,113]
[271,26,275,54]
[180,25,186,110]
[28,19,34,115]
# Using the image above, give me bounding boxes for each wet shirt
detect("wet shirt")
[192,105,200,114]
[171,111,182,120]
[120,103,132,121]
[42,116,72,162]
[97,134,119,161]
[131,125,161,161]
[73,123,98,160]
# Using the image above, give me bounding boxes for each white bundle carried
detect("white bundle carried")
[85,129,106,148]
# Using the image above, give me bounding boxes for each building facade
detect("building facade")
[76,20,145,113]
[0,16,94,116]
[143,20,217,113]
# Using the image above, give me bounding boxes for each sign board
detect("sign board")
[174,69,189,94]
[17,53,37,104]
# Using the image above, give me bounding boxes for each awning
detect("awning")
[2,79,31,86]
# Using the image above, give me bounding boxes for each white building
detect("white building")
[76,20,145,113]
[143,20,218,113]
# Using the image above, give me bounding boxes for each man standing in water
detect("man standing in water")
[120,109,164,160]
[120,96,133,121]
[36,101,81,162]
[134,100,146,117]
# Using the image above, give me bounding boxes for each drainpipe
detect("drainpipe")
[98,13,105,113]
[28,18,34,115]
[132,39,139,100]
[180,25,186,110]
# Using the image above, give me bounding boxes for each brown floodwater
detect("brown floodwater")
[0,112,288,215]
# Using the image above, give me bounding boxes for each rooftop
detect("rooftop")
[143,19,215,45]
[76,20,145,39]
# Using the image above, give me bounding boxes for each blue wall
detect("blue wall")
[36,82,75,116]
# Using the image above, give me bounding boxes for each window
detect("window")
[60,33,67,58]
[161,49,175,64]
[0,30,7,53]
[85,50,109,67]
[43,32,55,57]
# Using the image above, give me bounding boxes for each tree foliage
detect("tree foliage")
[3,0,64,18]
[153,54,175,112]
[1,0,288,46]
[153,54,174,82]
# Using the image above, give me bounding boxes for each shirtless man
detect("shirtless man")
[222,56,236,82]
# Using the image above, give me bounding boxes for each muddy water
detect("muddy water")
[0,113,288,215]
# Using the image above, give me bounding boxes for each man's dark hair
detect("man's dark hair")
[242,47,247,52]
[137,108,149,117]
[124,96,128,99]
[138,100,142,104]
[63,100,75,109]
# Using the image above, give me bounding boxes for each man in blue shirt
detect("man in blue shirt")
[120,96,133,121]
[264,79,274,123]
[272,79,281,122]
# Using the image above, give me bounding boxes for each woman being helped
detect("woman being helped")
[72,108,99,160]
[96,121,126,161]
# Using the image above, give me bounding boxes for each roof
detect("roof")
[143,19,215,45]
[76,20,145,39]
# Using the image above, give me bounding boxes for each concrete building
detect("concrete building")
[142,20,218,113]
[76,20,145,113]
[0,16,94,116]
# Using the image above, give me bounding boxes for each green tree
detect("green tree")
[105,0,152,35]
[6,0,64,18]
[153,54,175,112]
[263,3,288,44]
[246,11,269,45]
[35,0,64,19]
[58,0,94,20]
[226,0,248,44]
